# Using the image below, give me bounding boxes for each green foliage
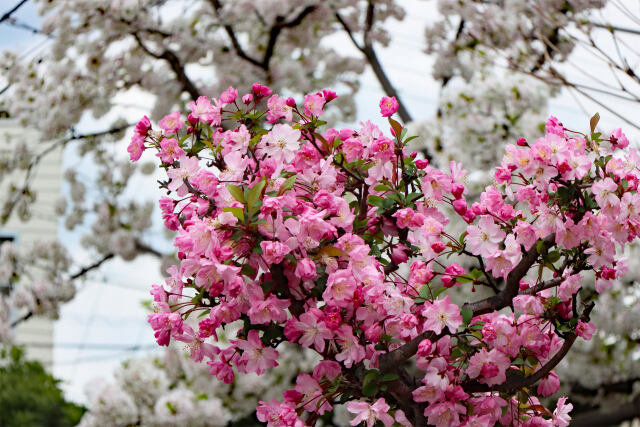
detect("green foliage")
[0,346,85,427]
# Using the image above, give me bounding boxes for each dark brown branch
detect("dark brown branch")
[132,33,200,101]
[263,6,316,71]
[209,0,263,68]
[379,331,444,373]
[0,0,29,24]
[464,302,594,394]
[135,241,165,258]
[462,234,555,316]
[522,276,563,295]
[334,6,417,130]
[10,311,32,328]
[380,235,555,371]
[209,0,316,71]
[69,253,115,280]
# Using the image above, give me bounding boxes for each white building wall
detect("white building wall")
[0,118,62,369]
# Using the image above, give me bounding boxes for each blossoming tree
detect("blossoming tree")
[1,0,640,422]
[129,83,640,426]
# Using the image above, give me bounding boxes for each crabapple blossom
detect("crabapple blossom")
[133,85,640,425]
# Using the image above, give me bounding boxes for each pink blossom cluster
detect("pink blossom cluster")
[129,84,638,426]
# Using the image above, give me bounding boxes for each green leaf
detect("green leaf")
[247,178,266,217]
[202,139,216,152]
[419,285,431,299]
[278,175,297,195]
[241,264,256,277]
[456,275,473,284]
[470,268,483,280]
[368,195,385,208]
[590,112,600,133]
[362,371,379,397]
[469,321,485,331]
[459,231,467,244]
[404,192,422,204]
[380,373,399,382]
[461,308,473,326]
[222,206,244,222]
[403,135,419,144]
[227,184,245,203]
[547,250,561,263]
[433,287,447,299]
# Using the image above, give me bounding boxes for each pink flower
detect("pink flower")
[421,295,462,334]
[592,177,619,207]
[252,83,272,98]
[167,155,200,196]
[323,269,357,308]
[295,373,332,414]
[465,216,506,257]
[260,240,291,265]
[127,134,145,162]
[537,371,560,397]
[287,310,333,352]
[379,96,399,117]
[257,399,301,427]
[266,94,293,123]
[424,401,466,427]
[576,320,596,340]
[148,312,183,346]
[553,397,573,427]
[346,398,394,427]
[412,370,448,404]
[304,93,325,117]
[207,360,234,384]
[466,348,511,386]
[312,360,342,381]
[294,257,317,280]
[322,89,338,102]
[259,124,301,163]
[235,330,279,375]
[156,138,185,163]
[513,295,545,316]
[158,111,184,134]
[334,325,365,368]
[610,128,629,149]
[188,96,221,124]
[220,86,238,104]
[558,273,582,301]
[134,115,151,136]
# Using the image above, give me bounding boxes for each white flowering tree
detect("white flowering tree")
[0,0,639,424]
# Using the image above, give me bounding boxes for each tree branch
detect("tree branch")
[464,302,594,394]
[334,5,418,132]
[380,235,555,371]
[209,0,316,72]
[69,253,115,280]
[132,32,200,101]
[462,234,555,316]
[0,0,29,24]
